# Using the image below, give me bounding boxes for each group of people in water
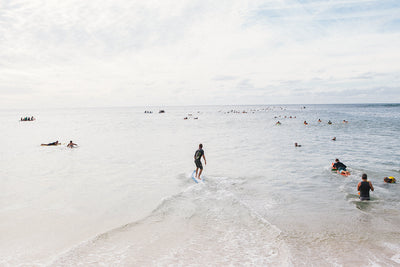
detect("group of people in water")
[275,114,396,200]
[192,143,392,202]
[184,113,199,120]
[20,116,35,121]
[19,116,78,148]
[303,119,348,125]
[276,118,347,126]
[290,114,394,202]
[41,140,78,148]
[143,110,165,113]
[332,158,396,201]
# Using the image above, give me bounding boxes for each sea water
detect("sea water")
[1,104,399,266]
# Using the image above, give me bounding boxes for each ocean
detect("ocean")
[1,104,400,266]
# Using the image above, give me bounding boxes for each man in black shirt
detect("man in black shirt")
[357,173,374,200]
[333,158,347,172]
[194,144,207,179]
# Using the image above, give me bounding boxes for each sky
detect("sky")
[0,0,399,108]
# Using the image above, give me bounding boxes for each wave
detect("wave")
[49,176,291,266]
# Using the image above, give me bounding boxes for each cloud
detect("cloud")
[0,0,399,108]
[212,75,238,81]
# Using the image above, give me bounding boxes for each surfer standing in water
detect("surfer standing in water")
[194,143,206,179]
[357,173,374,200]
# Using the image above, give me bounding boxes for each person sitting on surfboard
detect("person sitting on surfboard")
[67,140,78,148]
[357,173,374,201]
[194,143,206,179]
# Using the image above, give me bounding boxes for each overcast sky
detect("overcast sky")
[0,0,399,108]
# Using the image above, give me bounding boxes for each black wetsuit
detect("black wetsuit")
[194,149,204,169]
[359,181,371,200]
[333,162,346,171]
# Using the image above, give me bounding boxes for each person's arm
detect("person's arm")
[369,181,374,191]
[203,154,206,165]
[357,182,361,191]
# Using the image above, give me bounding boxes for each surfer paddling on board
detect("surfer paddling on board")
[41,141,59,146]
[333,158,349,175]
[194,143,206,179]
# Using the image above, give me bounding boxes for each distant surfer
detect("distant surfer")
[194,143,206,179]
[42,141,59,146]
[357,174,374,200]
[67,140,77,148]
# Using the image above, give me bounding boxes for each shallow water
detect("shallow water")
[1,104,400,265]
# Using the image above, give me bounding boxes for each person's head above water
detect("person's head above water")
[199,144,203,149]
[362,173,367,180]
[335,158,339,162]
[384,176,396,183]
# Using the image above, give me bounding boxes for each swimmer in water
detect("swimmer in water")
[304,121,308,125]
[357,173,374,200]
[318,119,322,122]
[294,142,301,147]
[332,137,336,141]
[384,177,396,183]
[67,141,77,148]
